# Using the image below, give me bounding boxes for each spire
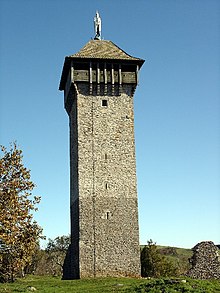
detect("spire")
[94,11,101,40]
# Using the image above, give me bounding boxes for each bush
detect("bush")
[141,240,179,278]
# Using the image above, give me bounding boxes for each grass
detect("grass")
[130,278,220,292]
[0,275,220,293]
[0,275,142,293]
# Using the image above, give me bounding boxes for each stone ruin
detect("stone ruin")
[187,241,220,280]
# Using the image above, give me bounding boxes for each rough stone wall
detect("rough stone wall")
[63,87,80,279]
[187,241,220,280]
[65,82,140,278]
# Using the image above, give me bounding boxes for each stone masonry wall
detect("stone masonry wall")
[63,87,80,279]
[187,241,220,280]
[66,82,140,278]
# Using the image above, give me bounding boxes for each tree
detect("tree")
[45,235,70,276]
[141,239,178,278]
[0,143,44,282]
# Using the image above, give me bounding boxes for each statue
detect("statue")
[94,11,101,40]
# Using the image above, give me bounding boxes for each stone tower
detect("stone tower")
[59,16,144,279]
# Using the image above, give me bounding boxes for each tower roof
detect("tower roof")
[59,40,144,91]
[69,40,143,61]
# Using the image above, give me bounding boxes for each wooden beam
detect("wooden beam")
[111,64,114,85]
[89,62,92,84]
[136,65,139,85]
[71,61,74,83]
[97,63,100,84]
[119,64,122,85]
[104,63,107,84]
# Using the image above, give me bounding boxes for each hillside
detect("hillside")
[141,245,193,275]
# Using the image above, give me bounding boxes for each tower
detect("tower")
[59,13,144,279]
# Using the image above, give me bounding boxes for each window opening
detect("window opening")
[105,183,108,190]
[106,212,110,219]
[102,99,108,107]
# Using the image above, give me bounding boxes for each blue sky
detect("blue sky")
[0,0,219,249]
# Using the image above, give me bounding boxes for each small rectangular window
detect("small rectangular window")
[102,99,108,107]
[105,183,108,190]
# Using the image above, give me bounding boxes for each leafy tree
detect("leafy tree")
[23,236,71,276]
[23,244,45,275]
[45,235,70,276]
[0,143,44,282]
[141,239,178,278]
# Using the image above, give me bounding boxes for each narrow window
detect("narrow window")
[105,153,107,161]
[106,212,110,219]
[105,183,108,190]
[102,99,108,107]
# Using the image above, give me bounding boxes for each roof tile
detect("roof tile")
[69,40,142,61]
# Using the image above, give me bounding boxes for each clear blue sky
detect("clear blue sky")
[0,0,219,249]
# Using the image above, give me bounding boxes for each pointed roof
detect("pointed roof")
[69,40,143,61]
[59,40,144,90]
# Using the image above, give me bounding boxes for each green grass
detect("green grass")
[0,275,220,293]
[0,275,142,293]
[130,278,220,292]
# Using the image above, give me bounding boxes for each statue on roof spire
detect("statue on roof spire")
[94,11,101,40]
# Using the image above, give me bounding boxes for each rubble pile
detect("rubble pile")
[187,241,220,280]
